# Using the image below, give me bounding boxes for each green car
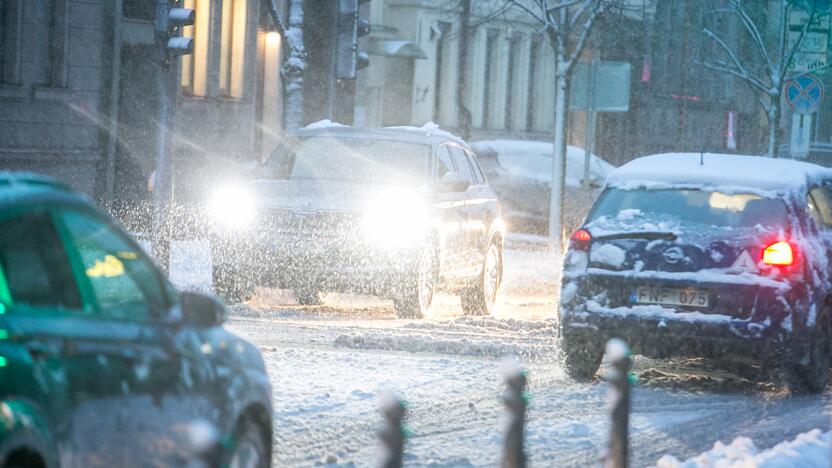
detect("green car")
[0,173,272,467]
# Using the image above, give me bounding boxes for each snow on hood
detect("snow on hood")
[607,153,832,195]
[252,179,372,212]
[469,139,615,188]
[251,178,427,213]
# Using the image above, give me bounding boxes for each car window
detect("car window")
[465,150,486,184]
[449,145,474,183]
[808,187,832,230]
[57,210,166,322]
[0,211,81,310]
[437,145,455,178]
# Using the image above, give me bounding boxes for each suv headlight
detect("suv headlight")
[207,185,257,228]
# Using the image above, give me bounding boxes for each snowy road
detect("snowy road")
[169,240,831,467]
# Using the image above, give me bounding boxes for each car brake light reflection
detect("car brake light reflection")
[763,241,794,266]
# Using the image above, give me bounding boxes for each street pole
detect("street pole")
[152,0,179,274]
[457,0,472,140]
[582,59,596,187]
[283,0,306,132]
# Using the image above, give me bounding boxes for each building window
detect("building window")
[482,29,499,129]
[181,0,211,96]
[219,0,248,98]
[505,33,522,130]
[48,0,69,88]
[433,21,452,123]
[526,35,542,132]
[0,0,22,85]
[257,30,283,159]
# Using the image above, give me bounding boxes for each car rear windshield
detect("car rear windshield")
[587,188,789,229]
[258,136,430,185]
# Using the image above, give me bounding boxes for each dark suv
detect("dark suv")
[207,125,505,319]
[0,173,272,467]
[560,153,832,393]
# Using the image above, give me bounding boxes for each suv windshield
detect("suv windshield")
[587,188,789,229]
[257,136,430,185]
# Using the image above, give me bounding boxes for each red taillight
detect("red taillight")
[763,241,794,266]
[571,229,592,251]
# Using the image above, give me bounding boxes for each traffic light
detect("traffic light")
[335,0,371,79]
[166,6,195,58]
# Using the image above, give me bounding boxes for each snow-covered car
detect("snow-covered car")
[207,124,505,319]
[470,140,615,235]
[559,153,832,393]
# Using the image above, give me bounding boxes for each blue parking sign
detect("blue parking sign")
[785,74,824,114]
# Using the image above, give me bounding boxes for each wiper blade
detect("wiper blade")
[593,231,678,241]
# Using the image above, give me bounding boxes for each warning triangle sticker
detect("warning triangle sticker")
[729,250,759,273]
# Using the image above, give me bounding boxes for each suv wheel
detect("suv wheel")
[213,264,255,304]
[295,288,324,306]
[393,244,436,319]
[461,242,502,316]
[222,418,269,468]
[561,332,604,382]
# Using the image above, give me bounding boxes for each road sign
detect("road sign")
[785,74,824,114]
[788,7,831,72]
[569,61,631,112]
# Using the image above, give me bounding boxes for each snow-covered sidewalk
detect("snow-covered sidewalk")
[656,429,830,468]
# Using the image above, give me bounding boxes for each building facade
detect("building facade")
[355,0,559,142]
[0,0,287,226]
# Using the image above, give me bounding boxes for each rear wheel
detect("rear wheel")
[221,418,269,468]
[782,308,832,394]
[393,244,436,319]
[781,337,832,394]
[461,242,502,316]
[561,331,604,382]
[213,264,255,304]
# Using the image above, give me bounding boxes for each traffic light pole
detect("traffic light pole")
[152,0,180,274]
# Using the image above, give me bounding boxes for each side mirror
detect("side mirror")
[181,291,227,328]
[440,171,470,192]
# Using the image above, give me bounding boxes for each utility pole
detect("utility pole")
[152,1,193,274]
[457,0,472,140]
[283,0,306,132]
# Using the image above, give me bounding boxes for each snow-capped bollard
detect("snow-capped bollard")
[378,391,406,468]
[501,357,527,468]
[603,338,632,468]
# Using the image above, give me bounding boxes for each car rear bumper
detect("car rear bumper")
[561,309,788,361]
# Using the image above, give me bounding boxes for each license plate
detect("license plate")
[632,286,709,308]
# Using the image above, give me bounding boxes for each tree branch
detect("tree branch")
[733,1,774,75]
[699,59,769,93]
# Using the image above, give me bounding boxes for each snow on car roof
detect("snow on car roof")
[469,139,615,187]
[297,121,468,147]
[606,153,832,195]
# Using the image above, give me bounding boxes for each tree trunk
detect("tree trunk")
[282,0,305,132]
[549,63,569,249]
[767,97,780,158]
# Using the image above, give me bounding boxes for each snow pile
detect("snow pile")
[655,429,830,468]
[469,139,615,188]
[607,153,832,195]
[591,243,627,268]
[384,121,467,145]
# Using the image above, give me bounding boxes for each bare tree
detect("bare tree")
[701,0,825,157]
[507,0,617,244]
[282,0,306,132]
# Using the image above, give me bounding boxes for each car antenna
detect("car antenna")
[700,151,704,166]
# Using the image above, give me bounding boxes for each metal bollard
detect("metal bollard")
[603,338,632,468]
[379,391,406,468]
[501,358,527,468]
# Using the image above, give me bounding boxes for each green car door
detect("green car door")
[0,207,133,467]
[53,207,222,466]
